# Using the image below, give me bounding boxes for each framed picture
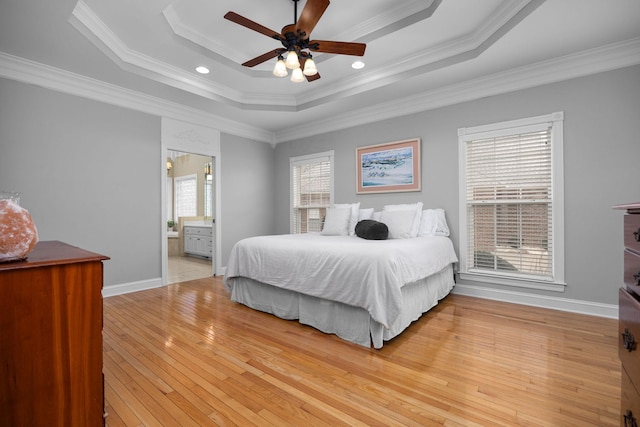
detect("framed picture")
[356,138,421,194]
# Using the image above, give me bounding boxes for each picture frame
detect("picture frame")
[356,138,421,194]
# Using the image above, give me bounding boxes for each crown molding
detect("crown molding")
[70,0,541,112]
[275,37,640,142]
[1,37,638,146]
[331,0,432,43]
[295,0,541,108]
[163,4,242,65]
[163,0,432,67]
[70,1,250,106]
[0,52,274,143]
[294,0,541,108]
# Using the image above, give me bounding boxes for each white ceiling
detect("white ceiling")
[1,0,639,144]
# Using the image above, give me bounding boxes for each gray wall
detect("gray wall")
[274,65,640,305]
[2,64,639,304]
[0,77,275,288]
[0,78,161,286]
[220,133,275,267]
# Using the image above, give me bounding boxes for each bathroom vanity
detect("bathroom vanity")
[183,221,213,258]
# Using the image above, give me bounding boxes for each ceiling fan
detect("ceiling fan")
[224,0,366,82]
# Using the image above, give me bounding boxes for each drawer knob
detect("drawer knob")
[622,328,636,352]
[634,271,640,285]
[634,228,640,242]
[624,410,638,427]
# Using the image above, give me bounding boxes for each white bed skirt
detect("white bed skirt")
[228,264,455,348]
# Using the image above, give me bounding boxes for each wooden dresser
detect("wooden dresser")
[615,203,640,427]
[0,241,109,427]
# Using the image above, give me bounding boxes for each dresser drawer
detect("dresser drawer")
[621,367,640,427]
[625,214,640,253]
[624,249,640,290]
[619,288,640,383]
[184,226,211,236]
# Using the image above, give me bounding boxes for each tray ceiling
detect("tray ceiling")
[1,0,639,143]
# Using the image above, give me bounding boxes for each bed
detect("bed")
[223,203,458,348]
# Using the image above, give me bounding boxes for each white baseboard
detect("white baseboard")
[102,278,163,298]
[452,283,618,319]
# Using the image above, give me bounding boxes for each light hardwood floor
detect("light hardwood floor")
[103,277,621,426]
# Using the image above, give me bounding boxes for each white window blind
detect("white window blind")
[459,113,564,290]
[175,174,197,218]
[290,151,334,234]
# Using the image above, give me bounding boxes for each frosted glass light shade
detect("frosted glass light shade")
[290,67,304,83]
[285,50,300,69]
[302,58,317,76]
[273,59,288,77]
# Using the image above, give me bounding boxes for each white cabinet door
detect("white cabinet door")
[184,235,198,254]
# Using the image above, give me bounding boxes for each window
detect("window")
[290,151,334,234]
[174,174,197,218]
[458,112,565,291]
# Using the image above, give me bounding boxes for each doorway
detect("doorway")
[160,117,221,287]
[165,150,215,284]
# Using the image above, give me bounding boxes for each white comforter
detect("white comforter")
[224,233,458,329]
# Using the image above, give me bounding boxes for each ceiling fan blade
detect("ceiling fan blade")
[306,72,321,82]
[242,49,283,68]
[309,40,366,56]
[295,0,330,37]
[224,12,282,40]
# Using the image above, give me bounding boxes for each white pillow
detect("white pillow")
[380,210,417,239]
[334,202,360,235]
[321,207,352,236]
[418,209,450,237]
[372,211,382,221]
[358,208,374,221]
[382,202,423,238]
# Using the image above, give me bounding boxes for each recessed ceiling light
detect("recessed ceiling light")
[195,66,210,74]
[351,61,365,70]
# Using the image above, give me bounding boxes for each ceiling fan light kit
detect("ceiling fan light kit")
[290,67,305,83]
[224,0,366,83]
[273,56,288,77]
[285,50,300,69]
[302,57,317,76]
[272,51,317,82]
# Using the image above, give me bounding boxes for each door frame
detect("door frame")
[160,118,222,284]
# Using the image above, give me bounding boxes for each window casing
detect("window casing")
[458,112,565,291]
[290,151,334,234]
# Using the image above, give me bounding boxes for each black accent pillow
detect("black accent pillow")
[355,219,389,240]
